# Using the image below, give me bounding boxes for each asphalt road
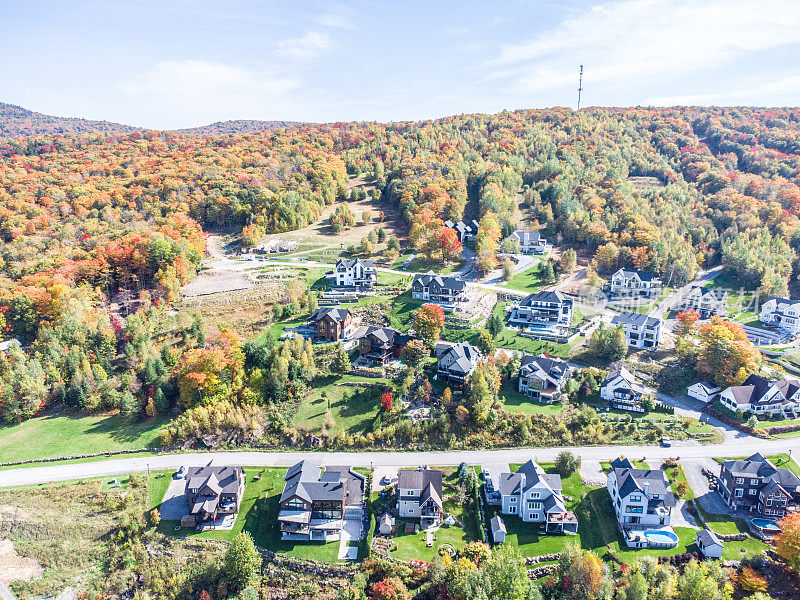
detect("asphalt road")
[2,436,798,488]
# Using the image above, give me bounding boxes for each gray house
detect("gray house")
[278,460,365,541]
[184,466,245,524]
[518,353,571,403]
[436,342,482,386]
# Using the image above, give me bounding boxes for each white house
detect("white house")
[687,380,722,404]
[600,366,652,412]
[436,342,482,387]
[397,468,443,529]
[760,297,800,336]
[509,290,573,329]
[508,231,550,255]
[326,258,377,289]
[696,529,724,558]
[606,457,675,536]
[719,374,800,418]
[498,460,578,534]
[517,353,572,403]
[611,312,662,351]
[610,268,662,299]
[678,285,728,317]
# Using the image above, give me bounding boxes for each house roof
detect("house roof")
[697,529,723,548]
[510,230,545,244]
[280,460,364,505]
[186,466,243,496]
[350,326,398,348]
[692,380,721,394]
[613,268,659,282]
[611,312,661,328]
[336,258,375,269]
[603,366,649,395]
[437,342,481,371]
[412,271,466,292]
[609,457,635,470]
[613,466,674,505]
[519,290,568,306]
[499,460,562,499]
[520,354,570,389]
[722,453,800,491]
[490,515,506,534]
[312,307,350,323]
[398,469,443,506]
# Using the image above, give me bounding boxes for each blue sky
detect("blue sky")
[2,0,799,129]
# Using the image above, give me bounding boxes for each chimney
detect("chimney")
[644,482,650,496]
[520,473,526,491]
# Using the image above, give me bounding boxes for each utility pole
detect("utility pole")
[577,65,584,110]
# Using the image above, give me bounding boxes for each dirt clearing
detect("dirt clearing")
[0,539,43,583]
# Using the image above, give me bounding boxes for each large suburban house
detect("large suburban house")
[411,272,468,310]
[278,460,365,541]
[518,353,572,403]
[607,458,676,546]
[760,297,800,336]
[677,285,728,317]
[600,366,651,412]
[445,219,480,242]
[611,312,662,351]
[184,466,246,526]
[499,460,578,534]
[326,258,377,289]
[351,325,404,365]
[717,453,800,518]
[508,230,550,255]
[610,268,662,299]
[718,374,800,418]
[311,307,352,342]
[397,467,443,529]
[436,341,482,386]
[687,380,722,404]
[509,290,573,329]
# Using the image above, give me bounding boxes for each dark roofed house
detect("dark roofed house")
[610,268,662,299]
[278,460,365,541]
[411,271,467,310]
[398,468,443,529]
[351,325,402,365]
[185,466,245,524]
[719,374,800,418]
[717,452,800,518]
[311,307,352,342]
[611,312,662,351]
[518,353,572,403]
[600,366,651,412]
[436,341,481,386]
[508,230,550,255]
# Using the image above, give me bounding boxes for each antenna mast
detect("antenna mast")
[577,65,584,110]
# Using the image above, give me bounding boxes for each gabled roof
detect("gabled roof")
[350,325,398,348]
[336,258,375,269]
[499,460,562,498]
[613,466,673,503]
[437,342,481,370]
[510,230,544,244]
[610,457,635,470]
[611,312,661,328]
[722,453,800,491]
[312,307,350,323]
[398,469,443,505]
[412,271,466,292]
[613,268,659,282]
[697,529,723,548]
[490,514,506,534]
[280,461,363,504]
[520,353,570,388]
[186,466,243,496]
[603,366,649,395]
[692,380,721,394]
[519,290,569,306]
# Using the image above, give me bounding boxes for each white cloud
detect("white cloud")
[645,74,800,106]
[118,60,300,128]
[276,31,331,59]
[317,14,356,29]
[491,0,800,96]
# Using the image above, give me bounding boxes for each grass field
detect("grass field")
[152,467,344,561]
[500,382,565,415]
[290,374,393,435]
[504,265,544,293]
[0,412,170,463]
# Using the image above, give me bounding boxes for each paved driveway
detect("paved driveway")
[159,477,189,520]
[338,512,363,560]
[682,457,730,515]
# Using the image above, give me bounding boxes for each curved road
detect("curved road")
[2,435,798,488]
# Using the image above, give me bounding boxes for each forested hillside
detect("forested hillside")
[1,105,799,424]
[0,103,139,137]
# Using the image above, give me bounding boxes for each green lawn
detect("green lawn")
[152,467,344,562]
[387,290,424,330]
[500,382,565,416]
[291,375,392,434]
[0,412,170,463]
[494,332,579,358]
[504,265,544,293]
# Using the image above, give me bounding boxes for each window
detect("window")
[626,506,643,514]
[509,506,517,514]
[527,501,542,510]
[736,478,744,484]
[751,479,758,485]
[532,492,540,499]
[749,489,756,495]
[285,498,306,511]
[766,499,772,506]
[630,495,642,502]
[735,489,743,497]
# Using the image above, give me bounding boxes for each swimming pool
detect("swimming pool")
[751,518,781,533]
[642,529,680,548]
